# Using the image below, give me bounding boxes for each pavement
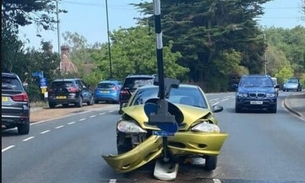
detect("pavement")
[284,92,305,120]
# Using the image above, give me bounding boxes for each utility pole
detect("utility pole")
[263,33,267,75]
[56,0,61,72]
[105,0,113,79]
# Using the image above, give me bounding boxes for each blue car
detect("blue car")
[94,80,122,104]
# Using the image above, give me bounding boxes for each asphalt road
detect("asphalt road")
[2,92,305,183]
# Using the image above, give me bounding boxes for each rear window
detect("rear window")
[97,83,115,88]
[51,81,74,88]
[2,77,23,90]
[123,77,154,90]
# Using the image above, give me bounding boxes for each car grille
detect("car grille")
[249,92,266,98]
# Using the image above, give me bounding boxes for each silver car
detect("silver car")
[283,78,302,92]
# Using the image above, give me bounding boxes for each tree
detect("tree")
[92,25,189,81]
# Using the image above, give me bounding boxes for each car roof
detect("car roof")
[99,80,121,83]
[126,74,155,78]
[53,78,81,82]
[242,74,270,78]
[138,84,199,90]
[2,72,18,78]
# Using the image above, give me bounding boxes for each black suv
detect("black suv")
[48,78,94,108]
[233,74,280,113]
[118,74,155,114]
[2,73,30,134]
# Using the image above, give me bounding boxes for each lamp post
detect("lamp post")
[105,0,113,79]
[263,33,267,75]
[56,0,61,72]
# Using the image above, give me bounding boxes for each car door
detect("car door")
[77,80,91,102]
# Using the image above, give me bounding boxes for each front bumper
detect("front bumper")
[102,131,228,173]
[236,98,277,109]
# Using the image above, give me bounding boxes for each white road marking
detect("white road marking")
[55,125,64,129]
[221,98,228,102]
[68,121,76,125]
[213,179,222,183]
[99,112,106,115]
[213,102,220,105]
[40,130,50,134]
[108,110,116,113]
[79,118,86,121]
[109,179,116,183]
[2,145,15,152]
[89,115,96,118]
[224,96,231,99]
[209,98,219,101]
[23,136,34,142]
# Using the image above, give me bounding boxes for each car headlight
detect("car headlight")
[117,120,147,133]
[266,93,276,97]
[237,92,247,97]
[191,122,220,133]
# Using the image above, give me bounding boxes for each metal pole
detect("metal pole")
[263,33,267,75]
[105,0,113,79]
[56,0,61,72]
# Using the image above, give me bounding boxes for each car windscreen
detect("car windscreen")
[130,87,208,108]
[51,81,74,88]
[239,77,273,87]
[123,77,154,90]
[97,83,115,88]
[287,79,298,83]
[2,77,23,90]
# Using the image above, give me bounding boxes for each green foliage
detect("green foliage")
[275,66,294,85]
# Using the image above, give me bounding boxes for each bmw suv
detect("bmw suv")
[2,72,30,134]
[233,74,279,113]
[48,78,94,108]
[118,74,155,114]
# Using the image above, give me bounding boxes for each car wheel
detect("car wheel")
[76,96,83,107]
[18,122,30,135]
[117,133,132,154]
[62,104,69,107]
[205,155,217,171]
[48,102,56,109]
[87,96,94,105]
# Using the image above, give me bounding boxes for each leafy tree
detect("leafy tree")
[92,25,189,81]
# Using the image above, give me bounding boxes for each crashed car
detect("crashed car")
[102,84,228,173]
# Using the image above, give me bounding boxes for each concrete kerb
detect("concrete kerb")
[284,98,302,118]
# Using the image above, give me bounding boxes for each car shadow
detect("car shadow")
[1,128,20,136]
[225,107,288,114]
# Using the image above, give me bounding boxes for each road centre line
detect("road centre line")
[68,121,76,125]
[213,179,222,183]
[2,145,15,152]
[209,98,219,101]
[55,125,64,129]
[109,179,116,183]
[79,118,86,121]
[40,130,50,134]
[99,112,106,115]
[221,98,228,102]
[213,102,220,105]
[108,110,116,113]
[23,136,34,142]
[89,115,96,118]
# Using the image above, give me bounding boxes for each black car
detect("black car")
[233,74,280,113]
[2,72,30,134]
[118,74,155,114]
[48,78,94,108]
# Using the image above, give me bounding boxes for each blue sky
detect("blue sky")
[18,0,304,51]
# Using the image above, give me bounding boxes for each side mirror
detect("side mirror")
[231,83,238,90]
[274,84,280,89]
[212,105,223,113]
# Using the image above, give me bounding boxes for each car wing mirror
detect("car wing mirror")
[274,84,280,89]
[212,105,223,113]
[231,83,238,90]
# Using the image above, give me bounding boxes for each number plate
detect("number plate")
[250,101,263,105]
[56,96,67,99]
[2,97,8,102]
[101,91,110,93]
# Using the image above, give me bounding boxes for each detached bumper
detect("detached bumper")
[102,132,228,173]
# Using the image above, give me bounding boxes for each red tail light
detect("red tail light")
[113,86,119,91]
[120,90,128,95]
[11,93,29,102]
[68,87,79,92]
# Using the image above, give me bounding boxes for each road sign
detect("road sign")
[32,71,44,78]
[40,78,47,87]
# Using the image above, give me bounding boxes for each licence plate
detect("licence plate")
[2,97,8,102]
[101,91,110,93]
[56,96,67,99]
[250,101,263,105]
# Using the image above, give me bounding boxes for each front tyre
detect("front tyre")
[205,155,217,171]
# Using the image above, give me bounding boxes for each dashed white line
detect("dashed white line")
[40,130,50,134]
[213,102,220,105]
[221,98,228,102]
[2,145,15,152]
[213,179,221,183]
[55,125,64,129]
[90,115,96,118]
[108,110,116,113]
[109,179,116,183]
[79,118,86,121]
[99,112,106,115]
[23,136,34,142]
[68,121,76,125]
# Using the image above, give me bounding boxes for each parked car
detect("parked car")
[118,74,156,114]
[48,78,94,108]
[282,78,302,92]
[2,72,30,134]
[102,84,227,173]
[94,80,122,104]
[232,74,279,113]
[271,77,279,96]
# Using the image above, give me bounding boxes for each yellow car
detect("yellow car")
[102,84,228,173]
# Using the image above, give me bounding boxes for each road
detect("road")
[2,92,305,183]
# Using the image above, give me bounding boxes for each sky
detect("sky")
[18,0,305,52]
